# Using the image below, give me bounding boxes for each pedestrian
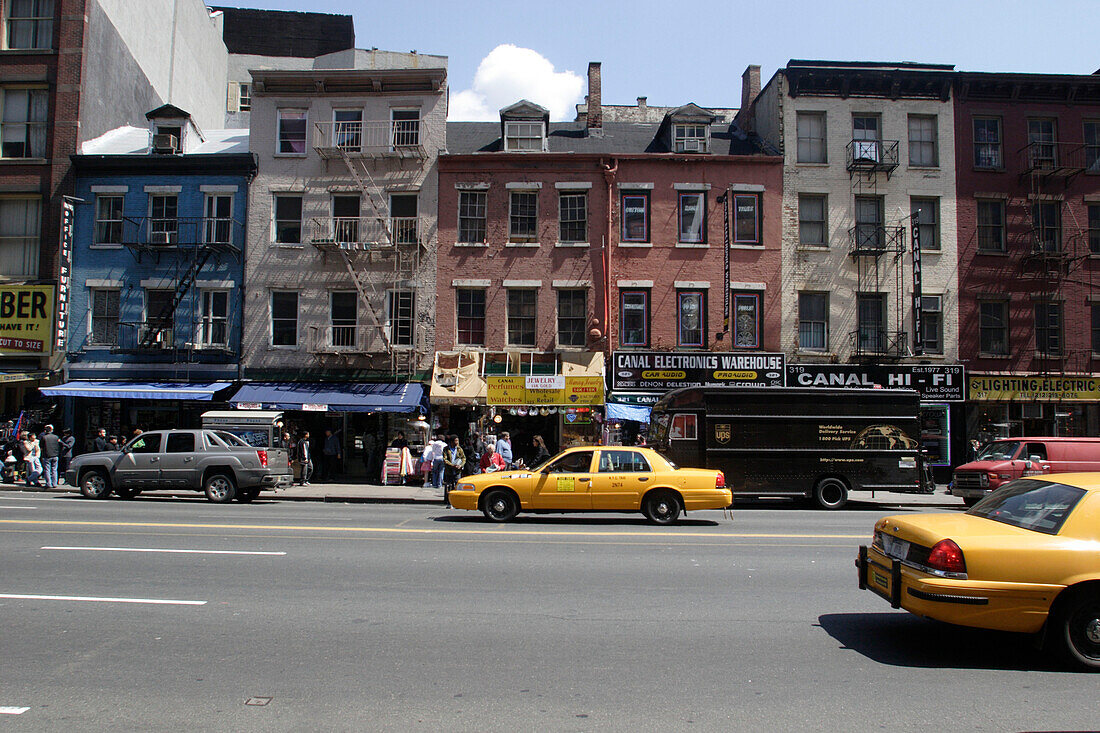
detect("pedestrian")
[296,431,313,485]
[22,430,42,488]
[92,427,109,453]
[463,431,482,475]
[59,428,75,479]
[321,429,342,482]
[529,434,550,468]
[132,428,143,439]
[390,431,408,450]
[361,432,377,482]
[480,443,506,473]
[107,435,120,451]
[495,431,513,468]
[281,431,293,450]
[423,433,446,489]
[442,435,466,493]
[39,424,61,489]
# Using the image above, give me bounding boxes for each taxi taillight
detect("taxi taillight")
[257,449,268,468]
[927,539,966,574]
[715,471,725,489]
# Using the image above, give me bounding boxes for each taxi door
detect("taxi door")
[530,449,594,510]
[592,449,652,510]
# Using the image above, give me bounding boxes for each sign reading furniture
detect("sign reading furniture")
[0,284,55,356]
[612,351,785,391]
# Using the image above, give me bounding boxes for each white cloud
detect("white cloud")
[448,44,585,122]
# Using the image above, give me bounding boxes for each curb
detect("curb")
[0,485,445,505]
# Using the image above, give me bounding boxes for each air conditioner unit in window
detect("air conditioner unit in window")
[678,139,703,152]
[152,134,179,154]
[853,140,880,162]
[149,231,174,246]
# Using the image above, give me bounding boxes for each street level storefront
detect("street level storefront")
[967,374,1100,447]
[0,284,58,415]
[40,380,235,451]
[786,364,965,483]
[228,382,428,482]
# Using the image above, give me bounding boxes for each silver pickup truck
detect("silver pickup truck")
[67,429,293,503]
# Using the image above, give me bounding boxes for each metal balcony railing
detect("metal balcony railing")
[1019,141,1087,176]
[98,217,242,251]
[849,329,909,359]
[307,216,421,249]
[848,224,905,256]
[312,120,425,158]
[115,321,175,351]
[308,325,386,354]
[845,139,899,174]
[109,317,238,354]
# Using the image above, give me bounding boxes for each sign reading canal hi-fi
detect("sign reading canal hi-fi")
[0,284,55,356]
[612,351,785,391]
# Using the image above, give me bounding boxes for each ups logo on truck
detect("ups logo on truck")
[714,423,731,444]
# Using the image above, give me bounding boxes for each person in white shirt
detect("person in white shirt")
[424,434,447,489]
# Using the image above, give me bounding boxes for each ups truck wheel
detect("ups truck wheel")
[204,473,237,503]
[79,469,112,499]
[813,478,848,510]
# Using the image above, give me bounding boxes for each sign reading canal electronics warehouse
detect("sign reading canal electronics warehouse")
[787,364,964,401]
[0,284,55,356]
[969,375,1100,402]
[612,351,785,390]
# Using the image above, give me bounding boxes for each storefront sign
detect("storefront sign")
[235,402,263,410]
[526,375,565,390]
[301,403,328,412]
[488,376,604,406]
[0,284,55,356]
[787,364,964,401]
[969,375,1100,402]
[55,199,74,353]
[612,351,785,391]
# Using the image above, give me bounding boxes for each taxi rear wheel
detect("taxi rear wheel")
[1059,589,1100,670]
[642,490,681,525]
[482,489,519,522]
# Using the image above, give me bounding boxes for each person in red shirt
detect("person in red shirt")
[479,443,506,473]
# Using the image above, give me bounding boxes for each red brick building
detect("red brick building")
[954,71,1100,440]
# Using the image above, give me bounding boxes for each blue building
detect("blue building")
[47,106,257,446]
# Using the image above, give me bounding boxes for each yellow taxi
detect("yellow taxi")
[449,446,730,525]
[856,473,1100,670]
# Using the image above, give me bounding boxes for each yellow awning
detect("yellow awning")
[429,351,487,404]
[560,351,605,378]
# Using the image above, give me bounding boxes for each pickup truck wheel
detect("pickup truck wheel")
[204,473,237,503]
[814,478,848,510]
[79,469,112,499]
[1057,589,1100,670]
[237,487,261,503]
[642,490,681,525]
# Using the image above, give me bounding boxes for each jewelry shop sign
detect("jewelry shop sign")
[612,351,785,391]
[488,376,604,406]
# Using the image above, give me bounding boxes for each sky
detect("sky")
[215,0,1100,120]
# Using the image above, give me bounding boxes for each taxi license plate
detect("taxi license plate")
[881,534,909,561]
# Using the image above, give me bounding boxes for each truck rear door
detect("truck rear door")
[161,432,198,487]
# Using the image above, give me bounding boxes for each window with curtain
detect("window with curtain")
[0,197,40,277]
[798,292,827,351]
[94,195,123,245]
[507,289,537,346]
[798,194,826,247]
[89,288,119,346]
[1,88,48,158]
[908,115,938,166]
[5,0,53,50]
[456,289,486,346]
[200,290,229,346]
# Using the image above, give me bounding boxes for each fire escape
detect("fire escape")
[309,117,428,381]
[846,134,908,360]
[1018,138,1088,372]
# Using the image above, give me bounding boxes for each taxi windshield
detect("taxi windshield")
[967,479,1086,535]
[976,441,1021,461]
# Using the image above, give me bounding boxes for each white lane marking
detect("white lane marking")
[0,505,35,509]
[0,593,206,606]
[41,546,286,556]
[0,707,30,715]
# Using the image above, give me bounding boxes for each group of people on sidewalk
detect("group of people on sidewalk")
[2,422,76,489]
[282,429,344,486]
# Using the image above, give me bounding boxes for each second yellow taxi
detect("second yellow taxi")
[448,446,730,524]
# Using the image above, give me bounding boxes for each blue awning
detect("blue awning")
[40,381,234,401]
[228,382,425,413]
[605,402,651,423]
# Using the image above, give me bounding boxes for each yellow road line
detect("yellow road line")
[0,518,867,540]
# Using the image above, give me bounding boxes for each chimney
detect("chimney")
[741,65,761,111]
[587,62,602,132]
[636,96,647,110]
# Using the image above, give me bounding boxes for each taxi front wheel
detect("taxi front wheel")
[1059,589,1100,670]
[482,489,519,522]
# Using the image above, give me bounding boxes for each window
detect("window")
[979,300,1009,355]
[333,109,363,150]
[332,195,360,244]
[908,115,938,166]
[200,290,228,347]
[854,195,884,251]
[1035,302,1063,356]
[456,289,486,346]
[1032,202,1061,252]
[506,289,537,346]
[1027,118,1057,168]
[733,194,759,244]
[504,121,544,152]
[391,109,420,148]
[558,192,587,243]
[271,291,298,346]
[1092,304,1100,354]
[920,295,943,354]
[89,288,120,346]
[238,83,251,112]
[734,292,761,349]
[1090,205,1100,254]
[598,450,651,473]
[509,190,538,241]
[544,450,594,473]
[852,114,881,163]
[149,194,177,244]
[798,292,828,351]
[911,197,939,250]
[673,123,708,153]
[277,109,307,154]
[1,87,47,158]
[0,196,39,277]
[856,293,886,353]
[557,289,586,347]
[457,191,486,244]
[203,194,232,244]
[677,291,706,347]
[165,432,194,453]
[330,291,357,348]
[94,195,123,245]
[620,290,649,347]
[387,290,414,347]
[678,192,705,243]
[621,193,649,242]
[977,200,1006,253]
[273,195,302,244]
[973,117,1002,169]
[669,414,697,440]
[145,289,173,329]
[5,0,52,49]
[389,194,418,245]
[798,194,827,247]
[129,434,162,454]
[1086,121,1100,173]
[796,112,826,163]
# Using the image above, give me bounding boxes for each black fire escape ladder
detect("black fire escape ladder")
[139,245,216,349]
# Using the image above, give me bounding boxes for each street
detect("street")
[0,492,1096,731]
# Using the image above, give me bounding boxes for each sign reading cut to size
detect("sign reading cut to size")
[0,284,55,355]
[612,351,785,390]
[488,376,604,406]
[969,375,1100,402]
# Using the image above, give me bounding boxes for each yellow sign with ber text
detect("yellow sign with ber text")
[0,284,55,356]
